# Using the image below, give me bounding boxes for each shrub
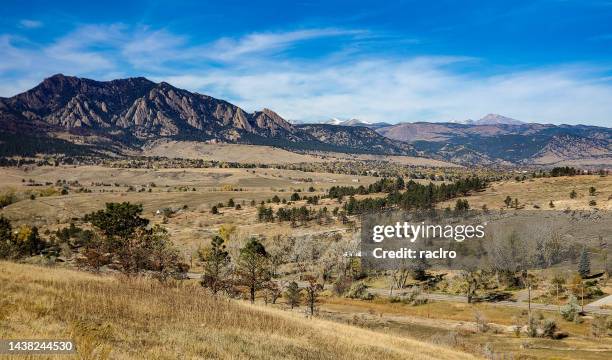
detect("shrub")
[333,276,352,296]
[560,295,581,322]
[541,319,557,338]
[0,190,16,208]
[390,287,427,306]
[346,282,374,300]
[527,316,538,337]
[591,315,612,337]
[474,310,489,333]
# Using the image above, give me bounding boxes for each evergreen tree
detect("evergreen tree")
[199,235,231,295]
[395,176,405,190]
[578,247,590,278]
[84,202,148,242]
[284,281,302,309]
[454,199,470,212]
[0,216,15,258]
[236,238,270,303]
[257,205,274,222]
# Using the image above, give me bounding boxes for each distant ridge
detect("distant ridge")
[324,118,390,129]
[475,113,525,125]
[0,74,610,166]
[0,74,414,156]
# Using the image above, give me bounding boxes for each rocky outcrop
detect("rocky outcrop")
[0,74,318,145]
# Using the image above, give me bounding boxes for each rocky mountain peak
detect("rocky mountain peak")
[476,114,524,125]
[0,74,315,143]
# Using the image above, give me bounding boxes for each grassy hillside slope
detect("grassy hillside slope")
[0,262,477,359]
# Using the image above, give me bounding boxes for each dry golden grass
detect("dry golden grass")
[0,262,477,359]
[440,175,612,211]
[0,165,378,226]
[142,142,460,167]
[319,296,612,360]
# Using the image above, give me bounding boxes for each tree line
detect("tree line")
[342,176,487,214]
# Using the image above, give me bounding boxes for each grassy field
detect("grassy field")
[316,296,612,360]
[0,165,378,225]
[1,165,610,359]
[440,175,612,211]
[0,262,477,360]
[142,142,460,167]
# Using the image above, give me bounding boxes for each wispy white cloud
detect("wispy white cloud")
[1,23,611,126]
[207,28,365,61]
[19,19,43,29]
[163,59,612,125]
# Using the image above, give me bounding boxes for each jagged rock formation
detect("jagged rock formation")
[0,74,415,156]
[1,74,610,165]
[0,74,314,144]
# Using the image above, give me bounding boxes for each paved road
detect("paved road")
[186,273,612,315]
[587,294,612,307]
[370,287,612,315]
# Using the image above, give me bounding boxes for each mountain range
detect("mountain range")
[324,118,391,129]
[0,74,610,166]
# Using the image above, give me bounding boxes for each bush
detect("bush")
[591,315,612,337]
[474,310,489,333]
[159,207,175,217]
[390,287,428,306]
[346,282,374,300]
[527,317,538,337]
[333,276,352,296]
[0,190,16,208]
[560,295,581,322]
[541,319,557,338]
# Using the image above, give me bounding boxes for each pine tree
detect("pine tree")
[236,238,270,303]
[199,235,231,295]
[395,176,405,190]
[284,281,302,309]
[578,247,590,278]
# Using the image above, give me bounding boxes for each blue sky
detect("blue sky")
[1,0,612,125]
